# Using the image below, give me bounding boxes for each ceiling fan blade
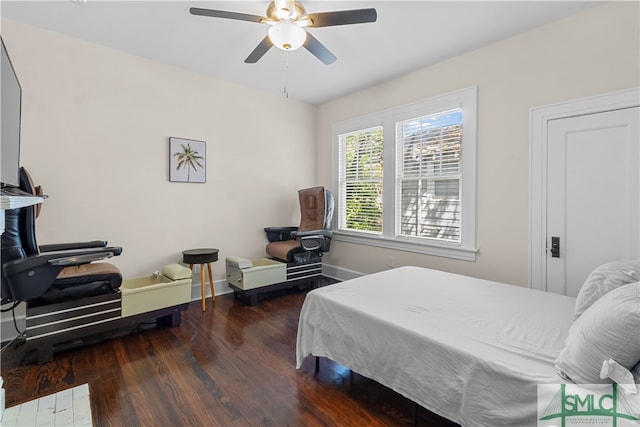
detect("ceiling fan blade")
[306,8,377,27]
[190,7,266,24]
[245,36,274,63]
[304,32,337,65]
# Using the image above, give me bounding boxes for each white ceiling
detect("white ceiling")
[1,0,598,105]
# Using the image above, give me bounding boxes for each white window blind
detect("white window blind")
[397,109,462,242]
[338,126,384,233]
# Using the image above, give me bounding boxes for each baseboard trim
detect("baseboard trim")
[191,263,364,300]
[322,263,364,282]
[189,277,232,301]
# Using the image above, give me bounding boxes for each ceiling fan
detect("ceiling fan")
[189,1,377,65]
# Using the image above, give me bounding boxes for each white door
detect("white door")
[545,107,639,296]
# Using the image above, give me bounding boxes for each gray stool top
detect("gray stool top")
[182,248,219,264]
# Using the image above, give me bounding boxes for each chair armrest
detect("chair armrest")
[40,242,123,256]
[2,248,119,301]
[39,240,107,252]
[264,226,299,242]
[291,229,333,239]
[292,230,333,252]
[3,247,119,277]
[48,251,114,266]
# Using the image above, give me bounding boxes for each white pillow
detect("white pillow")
[573,260,639,320]
[555,281,640,385]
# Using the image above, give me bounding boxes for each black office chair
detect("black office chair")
[264,186,334,264]
[1,167,123,306]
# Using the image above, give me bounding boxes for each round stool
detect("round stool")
[182,248,219,312]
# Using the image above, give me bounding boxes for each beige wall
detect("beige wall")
[1,19,317,283]
[316,1,640,286]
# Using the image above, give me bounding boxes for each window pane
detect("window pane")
[399,109,462,178]
[398,109,462,242]
[345,181,383,232]
[339,127,383,233]
[399,178,460,241]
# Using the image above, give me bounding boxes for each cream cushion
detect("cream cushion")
[573,260,639,320]
[555,282,640,385]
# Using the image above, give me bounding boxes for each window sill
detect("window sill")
[333,231,478,262]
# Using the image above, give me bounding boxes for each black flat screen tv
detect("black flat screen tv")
[1,36,22,188]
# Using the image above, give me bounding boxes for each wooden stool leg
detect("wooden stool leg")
[207,262,215,303]
[200,264,206,312]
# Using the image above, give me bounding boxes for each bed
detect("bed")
[295,266,577,426]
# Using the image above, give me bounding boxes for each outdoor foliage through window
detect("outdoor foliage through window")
[339,127,383,233]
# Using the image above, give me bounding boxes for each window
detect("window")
[333,87,477,261]
[397,109,462,242]
[338,126,383,233]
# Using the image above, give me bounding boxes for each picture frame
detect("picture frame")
[169,137,206,183]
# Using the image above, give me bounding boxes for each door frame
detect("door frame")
[529,87,640,291]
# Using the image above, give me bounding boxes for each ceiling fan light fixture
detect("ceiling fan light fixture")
[190,1,377,64]
[269,0,306,21]
[268,21,307,51]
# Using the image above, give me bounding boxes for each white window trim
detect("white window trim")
[332,86,478,261]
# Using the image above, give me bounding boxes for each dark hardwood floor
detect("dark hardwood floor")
[1,281,459,426]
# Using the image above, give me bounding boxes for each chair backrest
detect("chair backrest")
[298,187,334,232]
[18,167,41,256]
[1,167,41,264]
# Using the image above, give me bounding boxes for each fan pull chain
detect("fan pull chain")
[283,51,289,99]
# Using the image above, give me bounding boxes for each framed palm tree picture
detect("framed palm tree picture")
[169,137,206,183]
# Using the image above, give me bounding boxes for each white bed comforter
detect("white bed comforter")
[296,266,576,427]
